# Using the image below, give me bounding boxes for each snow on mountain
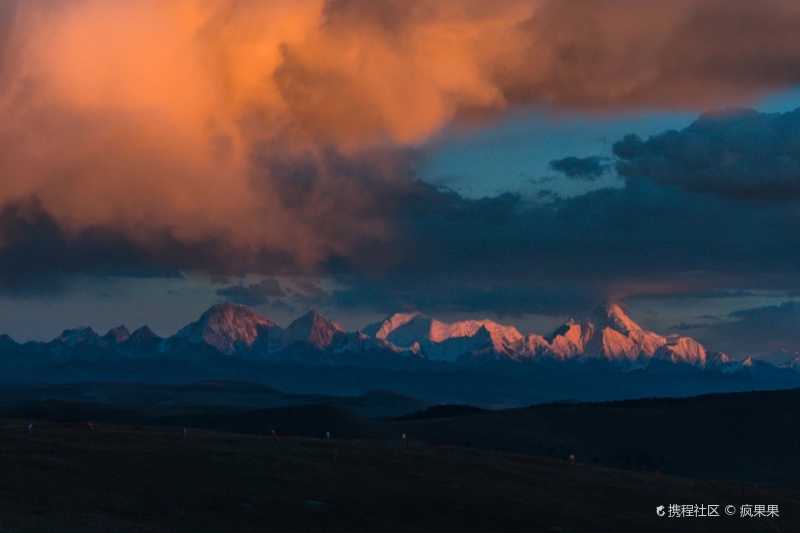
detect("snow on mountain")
[3,302,768,373]
[527,320,586,359]
[655,336,707,366]
[362,312,420,340]
[706,351,733,367]
[282,310,344,349]
[525,303,712,366]
[175,303,280,355]
[364,312,524,361]
[365,304,705,364]
[593,303,668,357]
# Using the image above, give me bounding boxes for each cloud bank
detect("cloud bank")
[2,0,800,304]
[216,278,286,307]
[673,302,800,359]
[549,156,611,181]
[615,108,800,200]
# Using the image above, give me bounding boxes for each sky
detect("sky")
[1,0,800,360]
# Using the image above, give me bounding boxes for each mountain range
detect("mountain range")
[2,302,799,405]
[1,301,795,372]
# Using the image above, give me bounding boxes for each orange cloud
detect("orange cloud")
[0,0,799,278]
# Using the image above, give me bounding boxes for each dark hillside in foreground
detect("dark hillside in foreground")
[0,422,796,533]
[0,381,428,419]
[390,388,800,486]
[5,384,800,489]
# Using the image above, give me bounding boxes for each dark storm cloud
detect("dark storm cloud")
[320,167,800,315]
[535,190,560,203]
[5,0,800,264]
[730,301,800,324]
[6,0,800,311]
[549,156,611,181]
[216,279,286,306]
[285,279,330,302]
[0,199,181,296]
[8,104,800,318]
[671,322,711,332]
[0,198,301,296]
[629,289,765,302]
[615,108,800,200]
[677,301,800,359]
[513,0,800,109]
[328,280,598,317]
[216,274,335,311]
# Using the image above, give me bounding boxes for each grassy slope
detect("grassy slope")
[0,422,797,533]
[389,388,800,485]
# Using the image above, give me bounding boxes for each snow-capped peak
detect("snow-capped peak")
[24,303,733,371]
[364,312,524,361]
[176,303,278,355]
[593,303,641,334]
[366,312,424,340]
[524,302,713,366]
[655,336,707,366]
[283,310,343,349]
